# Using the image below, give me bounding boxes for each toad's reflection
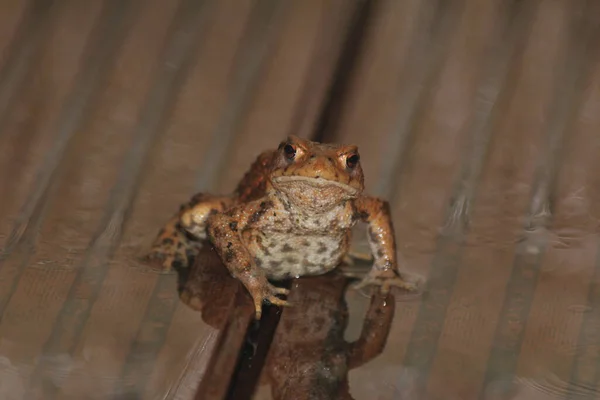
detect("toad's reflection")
[175,245,239,328]
[259,274,395,400]
[176,246,396,400]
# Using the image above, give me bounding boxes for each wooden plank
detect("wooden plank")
[217,0,334,188]
[0,1,185,398]
[419,2,572,399]
[288,0,359,141]
[136,0,259,396]
[19,0,205,398]
[562,43,600,400]
[515,4,600,396]
[325,1,471,397]
[0,1,120,384]
[34,0,222,398]
[0,0,106,244]
[0,0,31,67]
[0,0,54,128]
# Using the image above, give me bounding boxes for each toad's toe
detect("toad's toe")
[354,271,418,294]
[272,287,290,296]
[249,283,291,319]
[265,295,291,308]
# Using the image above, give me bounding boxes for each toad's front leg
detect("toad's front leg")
[207,201,290,320]
[352,196,418,293]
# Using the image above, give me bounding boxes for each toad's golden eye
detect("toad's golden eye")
[346,154,360,169]
[283,144,296,160]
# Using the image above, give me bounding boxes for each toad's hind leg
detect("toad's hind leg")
[143,193,234,272]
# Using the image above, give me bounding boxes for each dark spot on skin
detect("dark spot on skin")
[225,249,235,263]
[269,260,282,269]
[285,257,299,264]
[256,236,271,255]
[353,211,370,221]
[227,242,233,249]
[350,200,359,217]
[281,243,293,252]
[254,257,263,267]
[315,175,320,179]
[249,201,273,224]
[302,259,317,268]
[317,244,327,254]
[377,249,385,258]
[229,221,238,232]
[273,212,277,217]
[162,238,174,245]
[327,157,333,162]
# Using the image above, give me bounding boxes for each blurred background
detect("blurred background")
[1,0,600,399]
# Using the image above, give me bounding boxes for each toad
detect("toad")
[144,135,417,319]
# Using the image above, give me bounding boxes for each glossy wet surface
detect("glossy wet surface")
[1,0,600,399]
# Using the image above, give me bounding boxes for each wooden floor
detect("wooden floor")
[1,0,600,399]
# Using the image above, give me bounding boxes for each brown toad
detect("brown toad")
[144,135,417,319]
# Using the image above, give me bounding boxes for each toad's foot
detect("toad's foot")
[249,282,291,320]
[354,269,418,294]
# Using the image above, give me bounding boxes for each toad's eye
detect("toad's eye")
[346,154,360,169]
[283,144,296,160]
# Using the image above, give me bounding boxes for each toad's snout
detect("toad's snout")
[302,156,340,180]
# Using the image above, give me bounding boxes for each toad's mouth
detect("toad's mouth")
[272,175,358,195]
